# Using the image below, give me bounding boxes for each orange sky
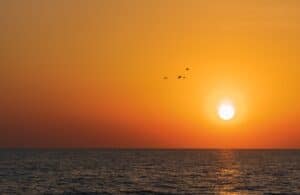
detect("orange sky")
[1,0,300,148]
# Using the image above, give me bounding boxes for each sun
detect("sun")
[218,102,235,121]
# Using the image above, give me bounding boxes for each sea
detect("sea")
[0,149,299,194]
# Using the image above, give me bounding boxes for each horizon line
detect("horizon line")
[0,147,299,150]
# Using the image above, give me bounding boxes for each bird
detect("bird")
[163,67,191,80]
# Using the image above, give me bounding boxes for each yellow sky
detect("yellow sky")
[1,0,300,148]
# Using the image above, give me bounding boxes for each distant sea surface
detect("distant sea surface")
[0,149,300,194]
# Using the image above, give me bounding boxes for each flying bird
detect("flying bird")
[163,67,191,80]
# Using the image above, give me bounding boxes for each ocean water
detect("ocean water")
[0,149,299,194]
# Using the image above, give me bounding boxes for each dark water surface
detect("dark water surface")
[0,149,299,194]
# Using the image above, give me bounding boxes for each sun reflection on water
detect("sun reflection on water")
[215,150,243,194]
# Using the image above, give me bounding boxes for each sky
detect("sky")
[1,0,300,148]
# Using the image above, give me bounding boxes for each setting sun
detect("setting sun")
[218,102,235,121]
[1,1,300,193]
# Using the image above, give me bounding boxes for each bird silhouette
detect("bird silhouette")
[163,67,191,80]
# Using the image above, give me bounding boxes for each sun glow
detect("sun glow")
[218,102,235,121]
